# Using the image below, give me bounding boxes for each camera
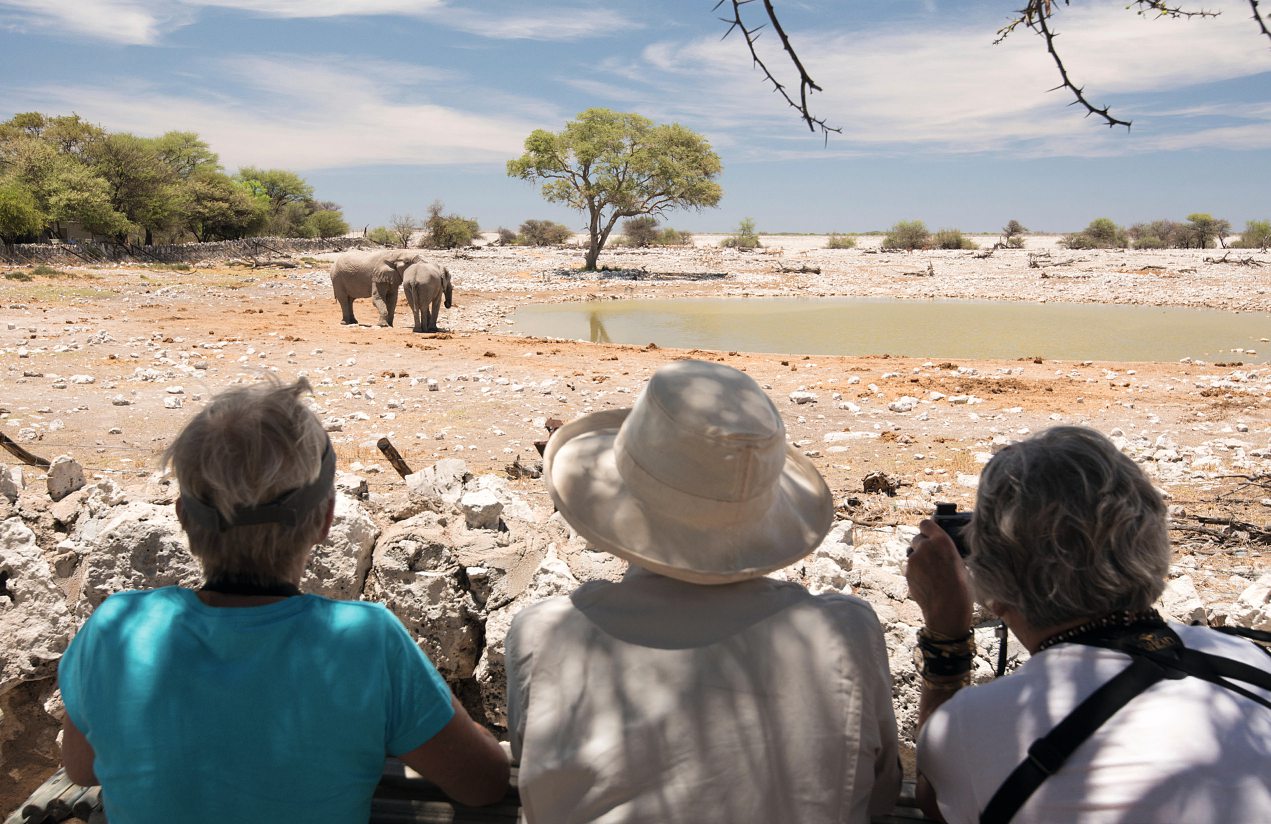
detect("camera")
[933,502,973,557]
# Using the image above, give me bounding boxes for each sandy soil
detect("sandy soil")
[2,236,1269,812]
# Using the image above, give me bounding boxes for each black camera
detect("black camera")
[933,502,973,557]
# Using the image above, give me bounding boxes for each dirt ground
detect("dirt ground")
[2,242,1268,555]
[1,240,1269,812]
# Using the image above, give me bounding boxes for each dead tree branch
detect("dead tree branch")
[1250,0,1271,41]
[997,1,1219,130]
[717,0,841,139]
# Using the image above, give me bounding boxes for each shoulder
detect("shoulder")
[1175,623,1271,670]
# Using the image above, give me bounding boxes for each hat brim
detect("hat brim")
[544,408,834,585]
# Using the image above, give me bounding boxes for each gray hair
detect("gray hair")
[162,376,332,584]
[967,426,1169,629]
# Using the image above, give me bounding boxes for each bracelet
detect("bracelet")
[914,627,976,678]
[920,671,973,692]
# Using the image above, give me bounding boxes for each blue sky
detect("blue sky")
[2,0,1268,233]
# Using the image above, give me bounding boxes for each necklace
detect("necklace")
[1036,609,1165,653]
[200,578,301,598]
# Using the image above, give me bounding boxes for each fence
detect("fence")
[0,236,371,266]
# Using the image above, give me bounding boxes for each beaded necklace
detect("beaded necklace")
[1036,608,1166,653]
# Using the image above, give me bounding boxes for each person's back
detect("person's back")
[509,571,899,823]
[918,623,1271,822]
[505,359,901,823]
[59,588,454,823]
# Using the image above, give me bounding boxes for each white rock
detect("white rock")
[0,518,75,691]
[888,396,918,413]
[1158,574,1207,624]
[304,493,379,600]
[1228,574,1271,631]
[163,396,183,409]
[46,455,86,502]
[0,466,22,503]
[461,488,504,530]
[789,391,818,405]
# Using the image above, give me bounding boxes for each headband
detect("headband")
[179,440,336,532]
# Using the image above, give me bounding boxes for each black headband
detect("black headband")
[179,440,336,533]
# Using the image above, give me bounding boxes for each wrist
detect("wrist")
[914,627,976,684]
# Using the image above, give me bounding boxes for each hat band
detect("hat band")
[180,440,335,532]
[615,441,776,529]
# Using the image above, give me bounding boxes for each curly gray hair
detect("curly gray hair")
[967,426,1169,629]
[162,376,332,584]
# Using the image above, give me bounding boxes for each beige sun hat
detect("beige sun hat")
[544,359,834,585]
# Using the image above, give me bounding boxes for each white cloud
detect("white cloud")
[4,54,547,169]
[610,0,1271,157]
[0,0,627,44]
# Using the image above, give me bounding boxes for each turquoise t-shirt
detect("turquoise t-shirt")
[58,587,455,824]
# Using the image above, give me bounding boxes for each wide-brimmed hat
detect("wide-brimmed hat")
[544,359,834,585]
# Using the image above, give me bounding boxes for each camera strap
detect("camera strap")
[979,624,1271,824]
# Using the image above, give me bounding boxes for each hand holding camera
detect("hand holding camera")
[904,503,975,640]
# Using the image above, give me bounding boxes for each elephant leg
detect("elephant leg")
[337,295,357,324]
[371,287,391,327]
[429,296,442,332]
[384,289,398,327]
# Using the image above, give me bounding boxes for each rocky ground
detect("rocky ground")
[1,236,1269,813]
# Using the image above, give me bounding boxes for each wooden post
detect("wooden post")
[377,437,414,479]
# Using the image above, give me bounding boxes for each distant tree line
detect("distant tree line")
[0,112,349,248]
[1063,214,1270,250]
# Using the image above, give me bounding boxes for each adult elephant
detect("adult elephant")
[330,249,424,326]
[402,261,453,333]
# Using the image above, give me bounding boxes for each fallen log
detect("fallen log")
[0,431,50,468]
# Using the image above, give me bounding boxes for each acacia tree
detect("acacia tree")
[508,108,722,270]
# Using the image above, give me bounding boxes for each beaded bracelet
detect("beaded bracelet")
[914,627,976,678]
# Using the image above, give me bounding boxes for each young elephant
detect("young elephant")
[330,249,424,326]
[401,261,453,333]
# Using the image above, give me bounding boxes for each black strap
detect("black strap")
[979,655,1172,824]
[980,632,1271,824]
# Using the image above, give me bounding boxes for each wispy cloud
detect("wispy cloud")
[3,53,547,169]
[599,0,1271,157]
[0,0,629,44]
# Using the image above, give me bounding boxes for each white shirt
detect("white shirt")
[506,569,901,824]
[919,624,1271,823]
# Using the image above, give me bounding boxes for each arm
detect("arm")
[905,518,975,823]
[395,696,510,807]
[61,716,98,787]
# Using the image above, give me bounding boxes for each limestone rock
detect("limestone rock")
[1229,574,1271,631]
[1158,574,1206,624]
[461,488,503,530]
[0,519,75,693]
[362,513,482,681]
[303,493,378,600]
[405,458,470,506]
[76,501,200,614]
[0,466,22,503]
[46,456,85,503]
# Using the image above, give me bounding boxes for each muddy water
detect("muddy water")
[513,298,1270,364]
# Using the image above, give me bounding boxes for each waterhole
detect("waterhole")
[512,298,1270,364]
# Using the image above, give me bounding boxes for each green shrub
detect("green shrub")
[658,227,694,246]
[933,229,977,250]
[1235,219,1271,250]
[720,217,760,249]
[304,209,350,239]
[32,263,66,276]
[826,233,856,249]
[1002,219,1027,247]
[623,216,659,247]
[421,201,479,249]
[146,262,193,272]
[1129,220,1187,249]
[883,220,930,250]
[1062,217,1127,249]
[519,219,573,246]
[366,226,393,245]
[4,270,32,281]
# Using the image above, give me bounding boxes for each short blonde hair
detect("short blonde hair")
[967,426,1169,628]
[162,376,332,584]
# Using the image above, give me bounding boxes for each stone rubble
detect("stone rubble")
[1,438,1266,794]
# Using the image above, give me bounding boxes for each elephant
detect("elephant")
[401,261,453,333]
[329,249,425,326]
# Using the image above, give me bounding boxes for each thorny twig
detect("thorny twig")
[997,0,1220,129]
[1251,0,1271,42]
[717,0,841,140]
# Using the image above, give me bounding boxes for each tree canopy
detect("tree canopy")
[0,112,347,245]
[508,108,722,269]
